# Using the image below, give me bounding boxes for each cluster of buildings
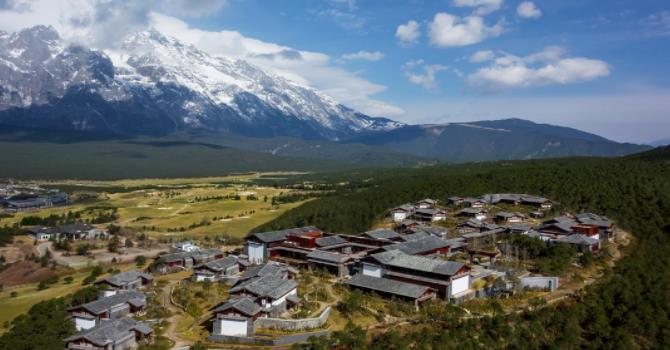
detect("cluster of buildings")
[60,193,615,348]
[210,261,300,337]
[27,222,108,241]
[65,270,154,350]
[0,184,68,212]
[241,195,614,311]
[243,225,473,308]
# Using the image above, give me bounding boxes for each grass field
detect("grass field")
[0,262,141,329]
[3,173,311,240]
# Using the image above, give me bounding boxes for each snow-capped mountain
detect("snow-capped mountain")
[0,26,402,139]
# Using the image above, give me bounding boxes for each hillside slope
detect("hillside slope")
[345,118,649,162]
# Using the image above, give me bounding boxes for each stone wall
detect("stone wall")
[519,276,559,291]
[254,307,331,331]
[208,331,330,346]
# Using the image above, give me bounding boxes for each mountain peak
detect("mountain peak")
[0,26,402,140]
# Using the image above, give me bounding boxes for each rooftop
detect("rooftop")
[383,236,451,255]
[363,229,401,240]
[211,297,262,316]
[96,270,153,287]
[344,274,431,299]
[65,318,152,346]
[249,226,321,243]
[371,250,465,276]
[70,291,146,315]
[315,235,348,247]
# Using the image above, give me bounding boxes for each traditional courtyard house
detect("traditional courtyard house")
[68,291,147,331]
[407,226,449,239]
[524,230,554,242]
[530,210,546,218]
[413,208,447,222]
[193,256,241,282]
[457,219,484,234]
[520,196,553,209]
[95,270,153,296]
[400,231,431,242]
[56,222,103,240]
[171,240,199,252]
[153,252,193,273]
[507,223,532,234]
[362,229,403,242]
[193,248,225,264]
[538,216,578,236]
[65,317,153,350]
[153,248,223,274]
[498,193,522,205]
[267,229,325,266]
[448,196,464,206]
[245,226,322,264]
[494,212,525,224]
[575,213,615,240]
[306,250,356,277]
[344,274,436,309]
[26,225,57,241]
[463,198,486,209]
[397,219,425,233]
[382,235,452,256]
[229,274,299,317]
[415,198,438,209]
[211,297,263,337]
[239,261,297,279]
[556,234,601,253]
[362,250,471,300]
[315,235,349,248]
[389,203,415,222]
[457,207,487,221]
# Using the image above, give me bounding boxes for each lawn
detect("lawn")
[4,173,313,240]
[0,263,138,330]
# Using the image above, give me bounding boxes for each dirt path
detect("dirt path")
[161,279,191,349]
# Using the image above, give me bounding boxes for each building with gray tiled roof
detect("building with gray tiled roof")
[344,274,435,307]
[193,256,241,282]
[363,250,471,299]
[382,236,451,256]
[65,317,152,350]
[315,235,349,248]
[362,229,402,241]
[68,291,147,331]
[95,270,153,293]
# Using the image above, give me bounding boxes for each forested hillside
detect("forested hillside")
[257,151,670,349]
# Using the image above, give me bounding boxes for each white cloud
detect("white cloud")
[395,20,421,45]
[159,0,228,17]
[340,50,384,61]
[451,0,504,16]
[469,50,495,63]
[467,46,610,90]
[517,1,542,19]
[643,11,670,36]
[403,59,448,90]
[428,12,504,47]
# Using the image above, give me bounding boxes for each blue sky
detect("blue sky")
[0,0,668,143]
[195,0,670,143]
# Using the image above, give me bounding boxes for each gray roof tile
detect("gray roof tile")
[345,274,430,299]
[371,250,465,276]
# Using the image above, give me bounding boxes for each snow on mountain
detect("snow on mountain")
[0,26,402,140]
